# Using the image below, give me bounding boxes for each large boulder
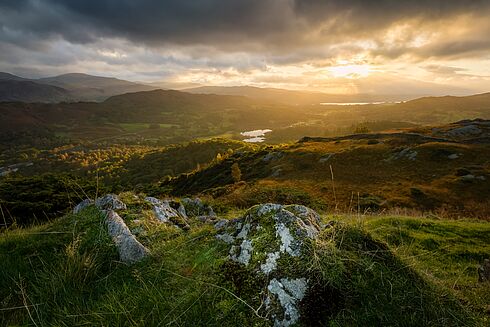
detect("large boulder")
[105,210,149,264]
[217,203,323,327]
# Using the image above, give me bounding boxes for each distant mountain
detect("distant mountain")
[0,72,158,103]
[0,72,29,81]
[38,73,158,101]
[0,80,73,103]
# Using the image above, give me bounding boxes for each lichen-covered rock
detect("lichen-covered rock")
[145,197,190,229]
[105,210,148,264]
[267,278,308,327]
[95,194,127,211]
[181,198,216,217]
[73,199,94,214]
[217,203,323,326]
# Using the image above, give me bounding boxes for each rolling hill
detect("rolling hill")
[38,73,158,101]
[0,80,73,103]
[0,72,158,102]
[0,89,489,147]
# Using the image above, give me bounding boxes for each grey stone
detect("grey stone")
[260,251,280,274]
[448,153,460,160]
[214,219,229,230]
[95,194,127,211]
[478,259,490,282]
[447,125,482,138]
[387,147,417,161]
[181,198,216,217]
[73,199,94,214]
[319,153,334,163]
[216,233,235,244]
[105,210,148,264]
[267,278,308,327]
[217,203,323,326]
[461,174,476,181]
[230,239,253,265]
[263,152,284,162]
[145,197,190,229]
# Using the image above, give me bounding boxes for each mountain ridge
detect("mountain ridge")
[0,72,158,102]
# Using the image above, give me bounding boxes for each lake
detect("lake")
[240,129,272,143]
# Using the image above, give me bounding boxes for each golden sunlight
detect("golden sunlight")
[328,64,371,79]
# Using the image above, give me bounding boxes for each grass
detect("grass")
[1,198,488,326]
[364,216,490,318]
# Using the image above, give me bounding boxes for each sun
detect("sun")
[329,64,371,79]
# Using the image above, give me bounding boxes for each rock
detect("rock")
[447,125,482,138]
[319,154,334,163]
[460,174,475,182]
[267,278,308,327]
[217,203,323,326]
[105,210,148,264]
[214,219,229,230]
[387,147,417,161]
[447,153,460,160]
[271,167,283,177]
[181,198,216,217]
[145,197,190,229]
[216,232,235,244]
[95,194,127,211]
[263,152,284,162]
[73,199,94,214]
[197,215,218,223]
[478,259,490,282]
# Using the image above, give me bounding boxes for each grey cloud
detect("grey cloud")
[2,1,490,51]
[1,0,490,78]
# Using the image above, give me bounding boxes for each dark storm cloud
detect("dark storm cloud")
[2,0,490,53]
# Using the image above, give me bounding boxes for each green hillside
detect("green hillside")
[1,195,488,326]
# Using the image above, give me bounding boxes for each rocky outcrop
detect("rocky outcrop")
[73,194,127,214]
[217,203,323,327]
[73,194,148,264]
[145,197,190,229]
[446,125,482,138]
[95,194,127,211]
[105,210,149,264]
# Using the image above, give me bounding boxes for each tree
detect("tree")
[231,162,242,183]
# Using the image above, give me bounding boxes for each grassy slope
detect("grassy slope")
[164,124,490,218]
[1,196,488,326]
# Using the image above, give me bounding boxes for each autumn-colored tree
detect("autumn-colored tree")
[231,162,241,183]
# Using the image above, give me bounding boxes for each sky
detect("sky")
[1,0,490,95]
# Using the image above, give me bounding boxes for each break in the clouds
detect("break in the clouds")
[1,0,490,93]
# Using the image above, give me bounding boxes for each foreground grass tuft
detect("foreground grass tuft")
[1,206,488,326]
